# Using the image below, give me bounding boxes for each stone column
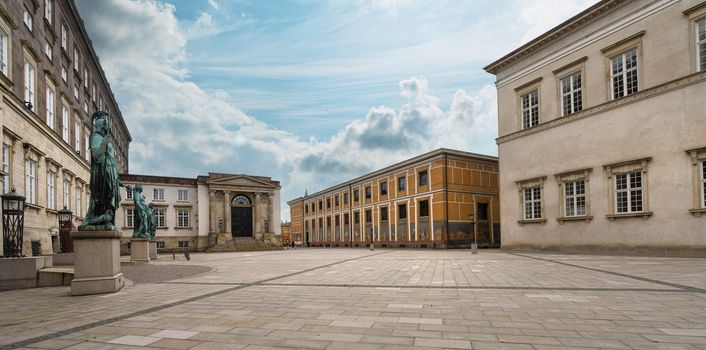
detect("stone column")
[208,191,216,232]
[254,193,261,240]
[224,191,231,240]
[267,193,273,233]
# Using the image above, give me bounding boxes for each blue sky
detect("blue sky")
[75,0,595,220]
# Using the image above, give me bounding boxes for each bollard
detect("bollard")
[369,243,374,251]
[471,242,478,254]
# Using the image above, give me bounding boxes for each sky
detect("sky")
[74,0,596,221]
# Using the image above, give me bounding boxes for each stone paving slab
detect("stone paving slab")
[0,249,704,349]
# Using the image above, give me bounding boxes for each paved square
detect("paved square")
[1,249,705,349]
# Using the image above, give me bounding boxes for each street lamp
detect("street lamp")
[58,206,74,253]
[2,187,26,258]
[469,211,477,254]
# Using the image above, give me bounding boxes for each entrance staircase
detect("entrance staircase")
[206,237,280,253]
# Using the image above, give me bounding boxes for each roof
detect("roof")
[119,173,197,186]
[483,0,625,75]
[287,148,497,204]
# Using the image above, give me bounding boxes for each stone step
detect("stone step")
[38,267,74,287]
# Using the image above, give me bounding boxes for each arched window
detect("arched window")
[232,195,251,206]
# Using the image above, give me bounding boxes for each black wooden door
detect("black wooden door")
[231,207,253,237]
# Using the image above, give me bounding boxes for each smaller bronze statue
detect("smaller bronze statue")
[132,184,150,238]
[147,203,157,240]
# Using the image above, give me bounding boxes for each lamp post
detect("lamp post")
[469,211,477,254]
[58,206,74,253]
[2,187,26,258]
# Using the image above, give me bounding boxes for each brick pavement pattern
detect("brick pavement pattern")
[0,249,705,349]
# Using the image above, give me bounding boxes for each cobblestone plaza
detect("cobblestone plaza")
[1,249,705,349]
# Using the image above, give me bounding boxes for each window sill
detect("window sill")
[174,227,193,230]
[557,215,593,224]
[26,203,44,211]
[689,208,706,217]
[46,208,58,214]
[517,219,547,225]
[606,212,653,221]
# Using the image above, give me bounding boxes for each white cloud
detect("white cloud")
[75,0,498,220]
[208,0,220,11]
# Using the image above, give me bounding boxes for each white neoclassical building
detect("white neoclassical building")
[115,173,282,253]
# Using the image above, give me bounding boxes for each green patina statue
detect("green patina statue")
[147,203,157,240]
[132,184,150,238]
[79,111,122,231]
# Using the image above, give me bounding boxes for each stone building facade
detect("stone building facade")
[484,0,706,252]
[288,148,500,249]
[115,173,282,252]
[0,0,130,256]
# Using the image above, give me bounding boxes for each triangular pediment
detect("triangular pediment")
[206,174,278,189]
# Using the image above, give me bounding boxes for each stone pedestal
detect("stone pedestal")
[70,230,124,296]
[0,256,53,290]
[149,241,158,260]
[130,237,150,264]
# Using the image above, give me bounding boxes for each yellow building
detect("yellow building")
[288,148,500,248]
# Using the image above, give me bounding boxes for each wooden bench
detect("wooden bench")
[157,248,190,261]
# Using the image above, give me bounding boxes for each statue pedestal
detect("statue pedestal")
[130,238,150,264]
[70,230,124,296]
[149,240,158,260]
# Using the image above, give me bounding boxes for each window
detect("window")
[84,129,89,162]
[83,101,88,114]
[419,200,429,217]
[45,0,52,24]
[380,182,387,196]
[353,189,359,201]
[24,61,36,110]
[63,180,70,209]
[698,19,706,71]
[560,72,582,116]
[344,213,349,225]
[398,176,406,191]
[380,207,388,221]
[365,186,371,199]
[91,83,96,102]
[155,208,165,227]
[126,186,133,199]
[398,203,407,220]
[84,68,89,88]
[177,209,189,228]
[611,48,639,99]
[25,160,36,204]
[523,187,542,220]
[46,85,55,128]
[74,121,81,152]
[615,171,643,213]
[73,85,78,100]
[73,48,79,71]
[326,198,331,208]
[125,208,134,228]
[178,189,188,201]
[62,106,69,141]
[178,241,189,248]
[60,24,67,50]
[335,215,340,226]
[153,188,164,201]
[354,211,360,224]
[326,216,331,228]
[75,188,81,217]
[521,90,539,128]
[23,10,33,31]
[0,28,7,75]
[563,180,586,217]
[365,209,372,223]
[156,241,165,249]
[343,193,349,204]
[1,145,9,194]
[334,195,339,206]
[61,66,67,82]
[418,170,428,187]
[44,41,52,60]
[701,160,706,208]
[47,172,55,210]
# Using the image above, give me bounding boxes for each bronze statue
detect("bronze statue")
[79,111,121,231]
[147,203,157,240]
[132,184,150,238]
